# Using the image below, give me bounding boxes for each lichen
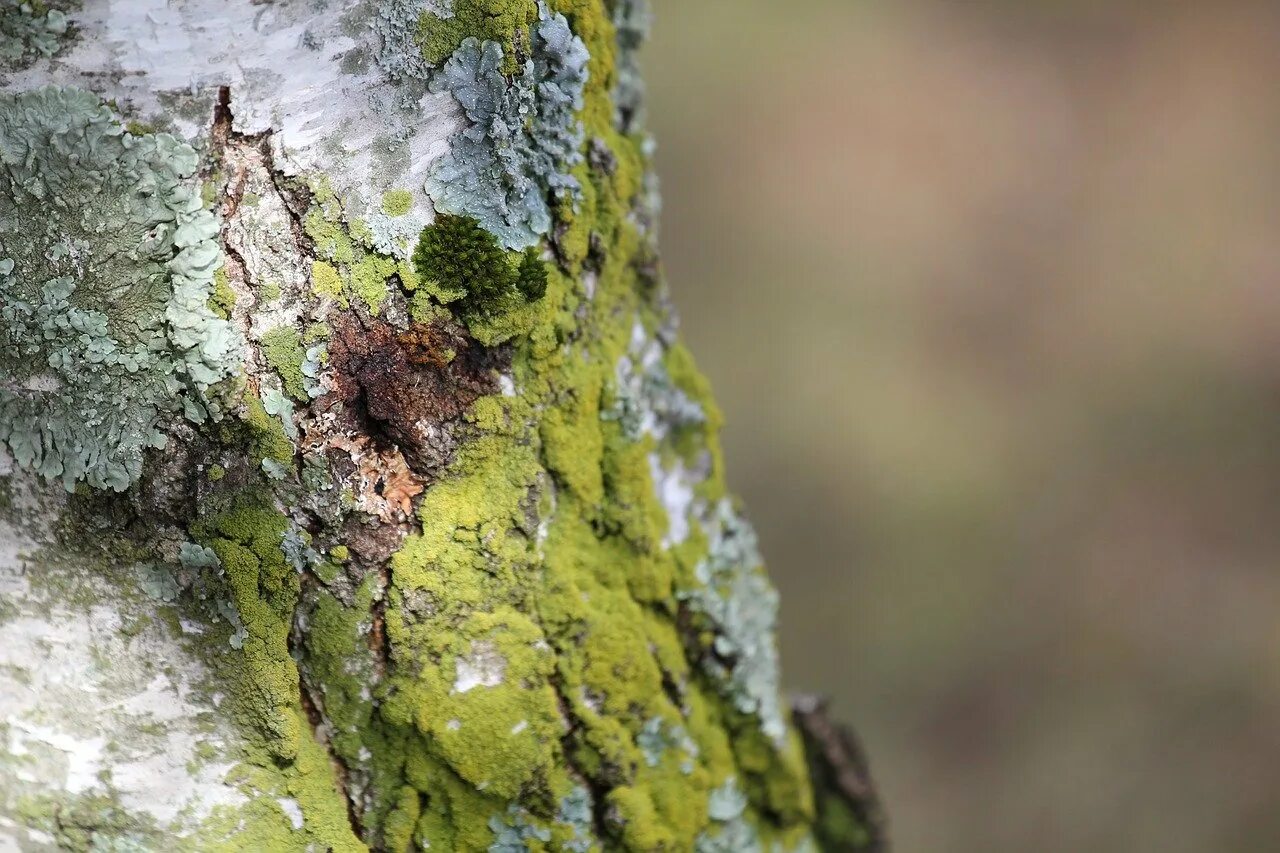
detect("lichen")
[683,500,788,745]
[260,326,309,401]
[425,4,590,249]
[14,788,162,852]
[0,86,241,492]
[0,0,76,71]
[611,0,651,132]
[2,4,834,849]
[605,319,706,442]
[382,189,415,218]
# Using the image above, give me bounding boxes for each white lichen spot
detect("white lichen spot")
[452,640,507,694]
[276,797,305,831]
[649,452,701,547]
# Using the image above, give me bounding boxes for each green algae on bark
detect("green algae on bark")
[0,1,857,850]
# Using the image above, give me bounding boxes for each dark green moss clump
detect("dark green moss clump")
[412,214,548,324]
[516,247,549,301]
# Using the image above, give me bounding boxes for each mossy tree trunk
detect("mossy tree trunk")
[0,2,882,850]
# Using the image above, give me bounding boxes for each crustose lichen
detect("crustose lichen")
[0,86,241,492]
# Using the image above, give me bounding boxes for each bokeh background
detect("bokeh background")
[645,1,1280,850]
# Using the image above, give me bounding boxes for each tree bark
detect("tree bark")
[0,1,883,850]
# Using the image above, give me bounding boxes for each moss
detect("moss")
[410,214,548,343]
[210,265,237,319]
[33,2,825,847]
[412,213,509,307]
[260,326,308,401]
[416,0,539,75]
[516,248,550,301]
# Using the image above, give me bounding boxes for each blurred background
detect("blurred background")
[646,1,1280,850]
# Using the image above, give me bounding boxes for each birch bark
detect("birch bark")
[0,2,881,850]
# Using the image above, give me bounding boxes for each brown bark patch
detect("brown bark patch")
[324,313,507,477]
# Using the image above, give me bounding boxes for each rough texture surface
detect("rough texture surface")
[0,86,240,491]
[0,1,881,850]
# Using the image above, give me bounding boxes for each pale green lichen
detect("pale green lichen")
[260,326,308,401]
[425,4,589,249]
[382,189,414,217]
[2,4,830,849]
[611,0,651,132]
[0,0,76,70]
[606,319,706,441]
[683,499,789,745]
[374,0,439,85]
[0,86,241,492]
[14,787,162,852]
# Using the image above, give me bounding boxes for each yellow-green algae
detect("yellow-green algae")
[280,3,823,849]
[381,189,415,218]
[5,2,838,849]
[302,178,418,316]
[260,326,309,401]
[416,0,539,76]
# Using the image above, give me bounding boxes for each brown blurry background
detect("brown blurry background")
[645,1,1280,850]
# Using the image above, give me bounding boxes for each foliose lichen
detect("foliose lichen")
[7,3,834,849]
[606,319,706,441]
[611,0,651,132]
[425,3,589,249]
[0,86,241,492]
[683,500,790,745]
[0,0,75,71]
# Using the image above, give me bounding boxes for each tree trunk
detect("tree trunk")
[0,1,882,850]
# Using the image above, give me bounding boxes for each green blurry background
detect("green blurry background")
[645,1,1280,850]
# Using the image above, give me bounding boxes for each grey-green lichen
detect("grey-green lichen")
[0,87,241,492]
[425,3,589,249]
[684,499,789,745]
[611,0,651,132]
[696,777,817,853]
[0,3,842,849]
[606,319,706,441]
[0,0,75,71]
[374,0,439,85]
